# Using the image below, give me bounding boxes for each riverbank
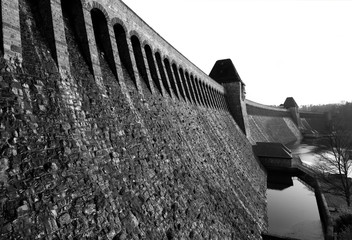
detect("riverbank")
[318,179,352,239]
[319,180,352,221]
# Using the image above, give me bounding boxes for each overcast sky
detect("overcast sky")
[122,0,352,106]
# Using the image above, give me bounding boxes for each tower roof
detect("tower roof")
[209,59,244,84]
[283,97,299,108]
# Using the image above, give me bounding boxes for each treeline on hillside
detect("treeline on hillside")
[300,102,352,131]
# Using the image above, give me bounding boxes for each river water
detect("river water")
[267,140,325,240]
[289,140,321,166]
[267,176,324,239]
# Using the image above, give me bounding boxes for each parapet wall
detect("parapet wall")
[0,0,267,239]
[246,100,291,117]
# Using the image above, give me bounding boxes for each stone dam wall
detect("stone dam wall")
[245,100,302,145]
[244,100,328,144]
[0,0,267,239]
[0,0,330,239]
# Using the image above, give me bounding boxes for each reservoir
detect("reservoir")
[267,175,324,240]
[267,140,325,240]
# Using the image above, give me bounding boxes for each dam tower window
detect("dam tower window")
[131,35,151,92]
[61,0,92,72]
[155,52,171,97]
[172,63,185,100]
[164,58,179,99]
[179,68,192,102]
[91,8,117,78]
[144,44,162,94]
[113,23,136,86]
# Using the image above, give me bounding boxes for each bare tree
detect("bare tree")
[315,129,352,207]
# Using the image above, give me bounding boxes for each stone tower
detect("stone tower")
[210,59,250,137]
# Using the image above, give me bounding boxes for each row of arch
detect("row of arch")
[81,0,227,110]
[20,0,228,110]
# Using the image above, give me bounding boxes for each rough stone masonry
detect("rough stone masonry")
[0,0,268,239]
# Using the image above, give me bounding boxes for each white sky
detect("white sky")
[122,0,352,106]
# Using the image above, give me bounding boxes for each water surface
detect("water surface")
[267,177,324,240]
[289,141,320,166]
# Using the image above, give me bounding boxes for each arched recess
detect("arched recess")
[113,23,136,86]
[200,82,211,108]
[216,90,221,109]
[210,88,217,109]
[185,71,196,104]
[164,58,179,99]
[131,35,151,91]
[144,45,162,94]
[198,79,208,107]
[0,0,3,55]
[219,91,225,110]
[90,1,109,19]
[194,78,203,106]
[200,80,208,107]
[91,8,117,78]
[205,84,215,108]
[155,52,171,96]
[26,0,56,63]
[195,78,205,106]
[62,0,92,72]
[190,75,200,105]
[208,86,216,109]
[179,68,191,102]
[221,93,227,110]
[172,63,185,100]
[205,85,212,108]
